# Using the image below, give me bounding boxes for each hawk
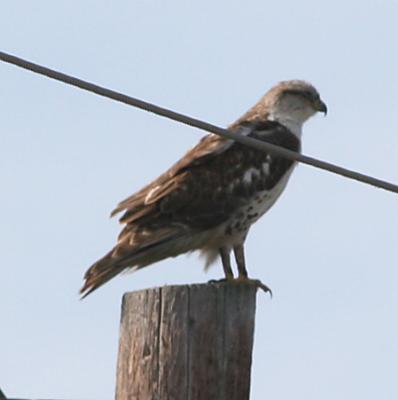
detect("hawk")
[80,80,327,297]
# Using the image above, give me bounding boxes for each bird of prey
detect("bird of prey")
[80,80,327,297]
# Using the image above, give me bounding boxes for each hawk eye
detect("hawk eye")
[301,90,315,101]
[284,89,315,101]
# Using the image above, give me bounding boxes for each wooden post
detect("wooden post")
[115,283,257,400]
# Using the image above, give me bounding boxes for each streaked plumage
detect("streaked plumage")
[81,80,327,297]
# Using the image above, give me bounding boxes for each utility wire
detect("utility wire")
[1,50,398,195]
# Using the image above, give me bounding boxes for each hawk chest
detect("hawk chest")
[224,162,295,237]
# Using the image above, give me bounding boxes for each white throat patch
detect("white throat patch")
[268,111,304,139]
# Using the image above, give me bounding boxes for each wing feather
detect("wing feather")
[111,126,252,221]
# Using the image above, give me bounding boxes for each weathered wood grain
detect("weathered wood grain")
[115,288,161,400]
[158,285,189,400]
[116,283,257,400]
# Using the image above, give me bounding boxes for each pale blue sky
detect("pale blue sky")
[1,1,398,399]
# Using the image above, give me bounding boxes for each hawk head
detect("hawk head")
[237,80,327,136]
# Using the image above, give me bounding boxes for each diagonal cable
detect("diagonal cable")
[1,50,398,194]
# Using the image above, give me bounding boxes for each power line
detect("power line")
[1,50,398,195]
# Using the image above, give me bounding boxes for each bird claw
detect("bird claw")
[208,277,233,285]
[251,279,273,297]
[235,277,273,297]
[208,277,272,297]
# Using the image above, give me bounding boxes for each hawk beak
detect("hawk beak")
[315,99,328,115]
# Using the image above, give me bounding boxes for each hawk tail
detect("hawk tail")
[80,249,126,299]
[80,230,193,298]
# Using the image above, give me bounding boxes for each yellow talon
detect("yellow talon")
[209,276,272,296]
[233,276,273,296]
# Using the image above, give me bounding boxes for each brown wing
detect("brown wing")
[110,131,240,224]
[112,120,300,246]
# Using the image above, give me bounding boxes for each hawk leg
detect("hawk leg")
[208,247,234,285]
[233,244,273,296]
[234,244,248,278]
[220,247,234,280]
